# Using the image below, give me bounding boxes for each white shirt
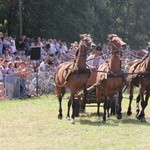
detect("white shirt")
[10,39,17,53]
[39,61,47,74]
[87,54,105,69]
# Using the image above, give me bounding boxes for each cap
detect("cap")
[95,46,102,51]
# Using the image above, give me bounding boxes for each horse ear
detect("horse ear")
[107,34,112,41]
[107,34,117,41]
[80,34,84,39]
[148,42,150,51]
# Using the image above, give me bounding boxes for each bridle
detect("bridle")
[108,38,127,56]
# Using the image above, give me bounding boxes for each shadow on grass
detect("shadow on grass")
[77,112,150,126]
[77,112,120,126]
[78,118,120,126]
[121,112,150,126]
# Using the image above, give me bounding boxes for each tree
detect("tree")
[0,0,149,48]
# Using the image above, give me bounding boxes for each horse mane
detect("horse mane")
[107,34,118,40]
[107,34,122,42]
[131,52,150,73]
[75,48,79,57]
[141,52,150,61]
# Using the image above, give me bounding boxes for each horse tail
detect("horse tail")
[61,87,66,97]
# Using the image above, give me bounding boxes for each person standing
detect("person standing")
[17,37,25,56]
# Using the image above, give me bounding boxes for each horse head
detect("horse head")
[107,34,127,53]
[79,34,96,52]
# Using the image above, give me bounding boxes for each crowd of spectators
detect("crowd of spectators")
[0,31,148,100]
[0,31,82,99]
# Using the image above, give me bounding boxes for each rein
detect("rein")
[108,41,121,53]
[91,68,150,76]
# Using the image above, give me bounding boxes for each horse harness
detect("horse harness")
[64,64,91,83]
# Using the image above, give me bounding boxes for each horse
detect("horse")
[127,43,150,122]
[54,34,95,124]
[95,34,127,121]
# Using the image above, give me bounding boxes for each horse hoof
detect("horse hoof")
[103,117,106,122]
[117,114,122,120]
[136,114,142,120]
[141,118,146,123]
[127,111,132,116]
[135,113,139,118]
[58,114,63,119]
[102,120,106,123]
[66,117,71,121]
[75,114,79,117]
[96,115,100,118]
[80,108,85,113]
[71,119,75,124]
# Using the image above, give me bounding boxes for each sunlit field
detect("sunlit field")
[0,92,150,150]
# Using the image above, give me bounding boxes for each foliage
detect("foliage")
[0,0,150,48]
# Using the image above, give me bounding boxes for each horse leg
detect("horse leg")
[96,88,101,117]
[135,94,140,118]
[127,83,134,116]
[75,97,80,117]
[136,84,145,120]
[58,96,63,119]
[106,97,111,118]
[116,90,123,119]
[103,96,108,122]
[138,90,149,122]
[96,101,100,117]
[80,85,87,113]
[56,86,66,119]
[70,91,77,124]
[141,90,150,122]
[66,96,72,120]
[110,94,115,115]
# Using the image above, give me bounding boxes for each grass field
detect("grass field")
[0,93,150,150]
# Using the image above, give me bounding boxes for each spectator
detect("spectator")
[0,82,5,100]
[49,39,56,56]
[17,37,25,56]
[5,62,15,75]
[0,64,5,82]
[0,38,3,57]
[9,36,17,53]
[38,58,49,74]
[15,61,32,98]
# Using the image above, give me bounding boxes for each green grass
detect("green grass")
[0,93,150,150]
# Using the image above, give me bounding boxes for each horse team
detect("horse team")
[54,34,150,124]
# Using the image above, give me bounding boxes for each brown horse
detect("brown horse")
[95,34,127,121]
[54,34,95,124]
[127,43,150,122]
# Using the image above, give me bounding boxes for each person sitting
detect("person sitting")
[87,45,105,70]
[87,45,105,86]
[38,58,49,74]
